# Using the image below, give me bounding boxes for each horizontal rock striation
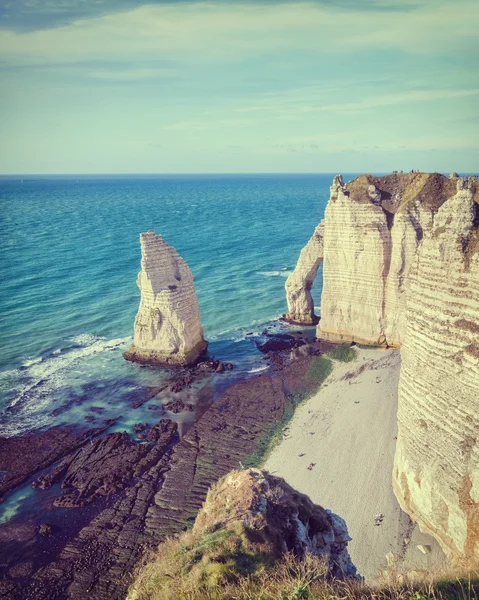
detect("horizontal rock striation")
[317,172,459,347]
[290,172,478,564]
[124,230,207,366]
[3,346,325,599]
[393,178,479,564]
[285,221,324,324]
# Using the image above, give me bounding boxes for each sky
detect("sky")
[0,0,478,174]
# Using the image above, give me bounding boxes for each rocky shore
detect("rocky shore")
[0,332,328,599]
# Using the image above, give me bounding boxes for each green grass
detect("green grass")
[306,356,334,383]
[326,345,358,362]
[130,541,479,600]
[243,358,334,469]
[356,343,383,350]
[242,396,295,469]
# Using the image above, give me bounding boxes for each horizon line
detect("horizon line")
[0,170,460,178]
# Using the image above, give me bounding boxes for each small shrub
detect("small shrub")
[327,345,358,363]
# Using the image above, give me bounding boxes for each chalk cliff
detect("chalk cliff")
[393,177,479,564]
[285,221,324,324]
[124,230,207,366]
[289,172,478,564]
[317,172,458,346]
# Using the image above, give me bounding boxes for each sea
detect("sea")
[0,174,351,448]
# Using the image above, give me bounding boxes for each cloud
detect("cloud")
[0,0,427,33]
[0,0,477,70]
[0,0,477,174]
[162,118,255,131]
[248,89,479,117]
[88,67,175,81]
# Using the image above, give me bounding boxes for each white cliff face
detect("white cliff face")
[383,199,433,346]
[290,172,478,563]
[317,176,392,345]
[393,180,479,564]
[124,231,207,366]
[284,221,324,324]
[317,173,457,347]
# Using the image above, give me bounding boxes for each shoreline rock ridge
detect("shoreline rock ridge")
[124,230,207,366]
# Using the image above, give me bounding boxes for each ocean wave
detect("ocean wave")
[21,357,43,368]
[247,365,268,374]
[0,334,131,437]
[256,270,292,278]
[66,333,101,346]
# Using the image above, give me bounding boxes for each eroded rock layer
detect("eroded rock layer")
[124,230,207,366]
[393,179,479,564]
[285,221,324,324]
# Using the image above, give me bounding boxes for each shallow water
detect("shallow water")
[0,174,355,438]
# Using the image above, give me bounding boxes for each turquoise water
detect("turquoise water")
[0,174,345,437]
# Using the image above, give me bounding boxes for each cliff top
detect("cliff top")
[344,172,478,214]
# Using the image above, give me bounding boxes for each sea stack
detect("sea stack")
[123,230,207,366]
[284,221,324,324]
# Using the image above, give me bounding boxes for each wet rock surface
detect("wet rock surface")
[0,421,118,497]
[0,337,327,599]
[256,332,306,354]
[38,524,53,537]
[164,398,194,413]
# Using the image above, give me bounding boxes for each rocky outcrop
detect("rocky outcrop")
[0,421,117,497]
[128,469,356,599]
[285,221,324,324]
[393,178,479,565]
[193,469,357,578]
[124,231,207,366]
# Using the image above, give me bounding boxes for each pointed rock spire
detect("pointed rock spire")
[123,230,207,366]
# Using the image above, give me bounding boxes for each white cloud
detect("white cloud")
[0,0,478,69]
[87,67,174,81]
[0,0,478,173]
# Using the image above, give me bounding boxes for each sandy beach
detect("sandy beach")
[265,347,446,582]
